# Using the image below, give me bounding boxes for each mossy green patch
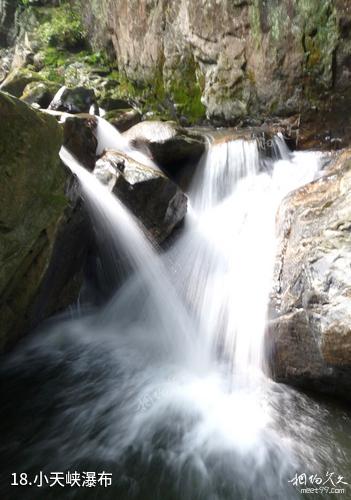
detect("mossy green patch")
[166,57,206,124]
[249,1,263,48]
[298,0,338,89]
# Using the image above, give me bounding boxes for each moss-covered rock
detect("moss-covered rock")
[105,108,141,132]
[0,67,44,97]
[0,91,67,349]
[21,79,61,107]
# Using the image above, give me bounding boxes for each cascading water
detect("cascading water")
[95,117,158,168]
[0,122,350,500]
[169,138,322,378]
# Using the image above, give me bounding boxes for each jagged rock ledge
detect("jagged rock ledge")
[267,148,351,401]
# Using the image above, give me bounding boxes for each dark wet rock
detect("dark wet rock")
[94,149,187,243]
[63,114,98,170]
[123,120,206,171]
[105,108,141,132]
[0,92,94,351]
[268,148,351,401]
[296,106,351,152]
[99,95,132,112]
[21,80,61,108]
[28,175,93,328]
[0,91,66,350]
[48,86,97,114]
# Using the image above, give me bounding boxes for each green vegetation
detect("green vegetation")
[167,57,206,124]
[35,4,87,50]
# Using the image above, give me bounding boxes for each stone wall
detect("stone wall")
[77,0,351,126]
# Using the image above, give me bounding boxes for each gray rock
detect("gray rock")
[0,0,17,48]
[268,149,351,400]
[77,0,351,135]
[94,149,187,243]
[123,120,206,171]
[49,86,98,114]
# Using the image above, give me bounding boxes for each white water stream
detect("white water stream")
[169,138,321,379]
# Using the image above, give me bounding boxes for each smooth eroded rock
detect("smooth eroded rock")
[0,67,44,97]
[123,120,206,171]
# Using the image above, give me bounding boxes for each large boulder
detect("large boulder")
[0,91,66,349]
[123,120,206,172]
[0,92,92,351]
[94,149,187,243]
[268,149,351,400]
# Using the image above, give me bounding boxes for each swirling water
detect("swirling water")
[0,127,350,500]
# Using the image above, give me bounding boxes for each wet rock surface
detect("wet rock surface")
[48,86,97,114]
[0,91,66,349]
[105,108,141,132]
[95,149,187,244]
[268,148,351,400]
[63,113,98,170]
[0,91,94,351]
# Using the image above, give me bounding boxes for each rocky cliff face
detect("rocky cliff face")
[78,0,351,129]
[268,149,351,400]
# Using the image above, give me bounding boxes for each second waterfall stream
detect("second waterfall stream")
[1,120,350,500]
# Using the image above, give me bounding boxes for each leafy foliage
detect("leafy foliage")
[36,5,87,50]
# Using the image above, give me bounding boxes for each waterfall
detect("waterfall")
[95,116,157,168]
[168,138,321,378]
[59,147,196,363]
[1,122,349,500]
